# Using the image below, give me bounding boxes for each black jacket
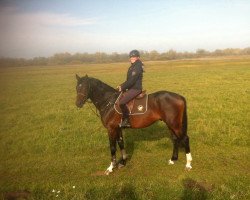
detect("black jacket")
[121,60,143,91]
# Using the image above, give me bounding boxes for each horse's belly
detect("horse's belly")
[130,114,160,128]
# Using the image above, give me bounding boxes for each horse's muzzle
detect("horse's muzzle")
[76,101,84,108]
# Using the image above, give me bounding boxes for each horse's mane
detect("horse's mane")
[89,77,117,93]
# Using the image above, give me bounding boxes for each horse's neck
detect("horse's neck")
[89,79,117,111]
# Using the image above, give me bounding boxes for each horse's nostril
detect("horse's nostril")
[76,101,82,108]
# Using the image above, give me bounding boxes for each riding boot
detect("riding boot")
[119,104,131,128]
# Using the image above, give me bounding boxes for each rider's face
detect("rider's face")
[130,56,139,63]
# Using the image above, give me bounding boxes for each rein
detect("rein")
[79,77,118,118]
[91,92,118,115]
[87,100,100,118]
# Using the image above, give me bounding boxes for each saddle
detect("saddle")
[114,91,148,115]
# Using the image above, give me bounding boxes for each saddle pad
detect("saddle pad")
[114,92,148,115]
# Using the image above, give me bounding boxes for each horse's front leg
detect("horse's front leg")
[105,130,117,175]
[117,128,128,168]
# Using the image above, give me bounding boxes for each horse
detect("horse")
[75,74,192,175]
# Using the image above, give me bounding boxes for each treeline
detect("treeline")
[1,47,250,67]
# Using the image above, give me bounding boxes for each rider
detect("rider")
[117,50,144,128]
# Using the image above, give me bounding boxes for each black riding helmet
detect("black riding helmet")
[129,50,140,58]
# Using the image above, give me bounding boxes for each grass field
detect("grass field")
[0,56,249,199]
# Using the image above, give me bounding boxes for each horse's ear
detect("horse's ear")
[85,74,88,78]
[76,74,81,81]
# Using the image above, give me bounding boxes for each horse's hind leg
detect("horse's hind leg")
[182,135,192,170]
[164,98,192,170]
[168,132,180,165]
[168,129,192,170]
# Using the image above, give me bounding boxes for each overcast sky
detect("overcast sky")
[0,0,249,58]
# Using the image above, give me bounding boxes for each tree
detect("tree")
[149,50,160,60]
[196,49,209,57]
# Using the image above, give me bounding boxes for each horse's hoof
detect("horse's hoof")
[104,170,112,175]
[105,167,114,175]
[105,162,115,175]
[185,165,192,171]
[117,158,126,169]
[168,160,174,165]
[118,163,125,169]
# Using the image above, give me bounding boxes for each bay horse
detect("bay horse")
[75,74,192,175]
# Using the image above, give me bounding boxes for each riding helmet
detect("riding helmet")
[129,50,140,58]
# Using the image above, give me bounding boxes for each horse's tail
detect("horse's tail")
[182,97,188,136]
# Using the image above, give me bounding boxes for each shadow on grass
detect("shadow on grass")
[123,121,173,162]
[84,183,138,200]
[3,190,31,200]
[181,178,213,200]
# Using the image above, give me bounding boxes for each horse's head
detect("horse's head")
[75,74,90,108]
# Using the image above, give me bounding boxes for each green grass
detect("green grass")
[0,57,250,199]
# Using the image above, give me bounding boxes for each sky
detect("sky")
[0,0,249,58]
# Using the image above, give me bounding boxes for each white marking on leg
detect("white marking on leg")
[121,149,128,160]
[105,162,115,175]
[168,159,174,165]
[185,153,192,170]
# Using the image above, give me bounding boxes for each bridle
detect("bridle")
[77,77,91,103]
[77,77,119,117]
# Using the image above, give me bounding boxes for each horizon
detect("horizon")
[1,47,250,60]
[0,0,250,58]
